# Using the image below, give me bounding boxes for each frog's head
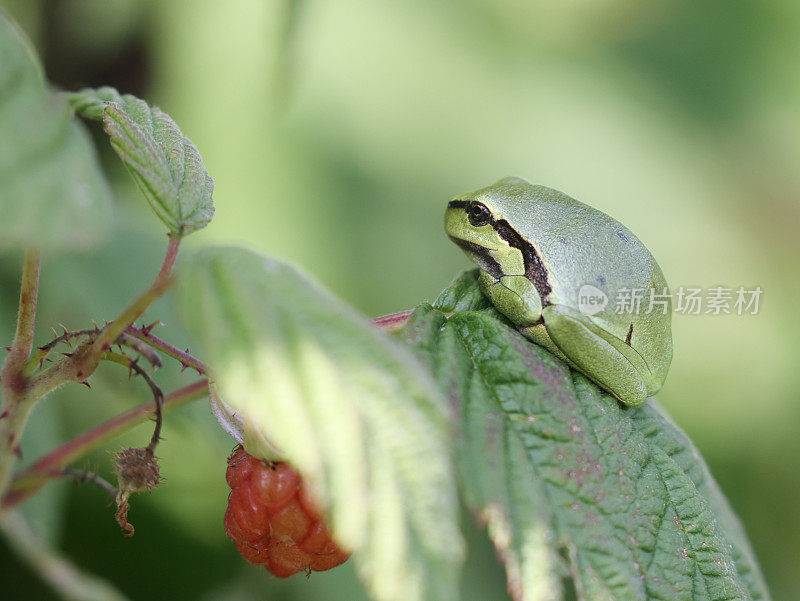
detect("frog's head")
[444,177,530,279]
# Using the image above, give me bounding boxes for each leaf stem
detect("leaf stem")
[1,379,207,512]
[76,234,180,375]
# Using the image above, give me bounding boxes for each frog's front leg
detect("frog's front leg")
[539,304,654,406]
[478,271,543,325]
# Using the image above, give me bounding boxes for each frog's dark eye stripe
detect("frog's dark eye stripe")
[447,236,504,280]
[492,219,553,302]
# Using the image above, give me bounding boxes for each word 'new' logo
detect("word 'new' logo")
[578,285,608,316]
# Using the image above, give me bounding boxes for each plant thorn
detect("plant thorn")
[128,357,141,378]
[142,321,163,335]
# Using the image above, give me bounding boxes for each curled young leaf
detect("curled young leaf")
[69,86,214,237]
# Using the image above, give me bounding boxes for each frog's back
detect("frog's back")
[478,179,672,382]
[482,181,661,295]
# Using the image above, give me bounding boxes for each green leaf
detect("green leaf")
[400,269,770,601]
[0,10,113,252]
[177,246,464,601]
[69,86,214,237]
[433,269,497,316]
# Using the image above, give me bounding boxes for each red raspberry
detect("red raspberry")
[224,445,350,577]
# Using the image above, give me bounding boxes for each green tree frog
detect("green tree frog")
[444,177,672,406]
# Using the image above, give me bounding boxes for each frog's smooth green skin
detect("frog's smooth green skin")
[444,177,673,406]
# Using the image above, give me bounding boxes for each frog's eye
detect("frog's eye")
[468,202,492,226]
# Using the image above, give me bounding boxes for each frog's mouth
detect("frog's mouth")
[448,235,504,280]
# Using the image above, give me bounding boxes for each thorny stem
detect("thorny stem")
[35,327,98,354]
[54,468,117,501]
[102,351,164,454]
[25,328,163,377]
[0,249,42,505]
[21,340,93,405]
[76,234,180,376]
[0,237,180,507]
[1,249,42,381]
[1,379,208,511]
[22,328,99,377]
[124,326,209,375]
[117,334,162,370]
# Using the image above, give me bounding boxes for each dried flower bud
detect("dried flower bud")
[113,447,161,536]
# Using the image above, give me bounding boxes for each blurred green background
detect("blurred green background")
[1,0,798,599]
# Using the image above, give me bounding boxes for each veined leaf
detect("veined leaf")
[0,10,112,252]
[400,269,770,601]
[69,86,214,237]
[177,246,463,601]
